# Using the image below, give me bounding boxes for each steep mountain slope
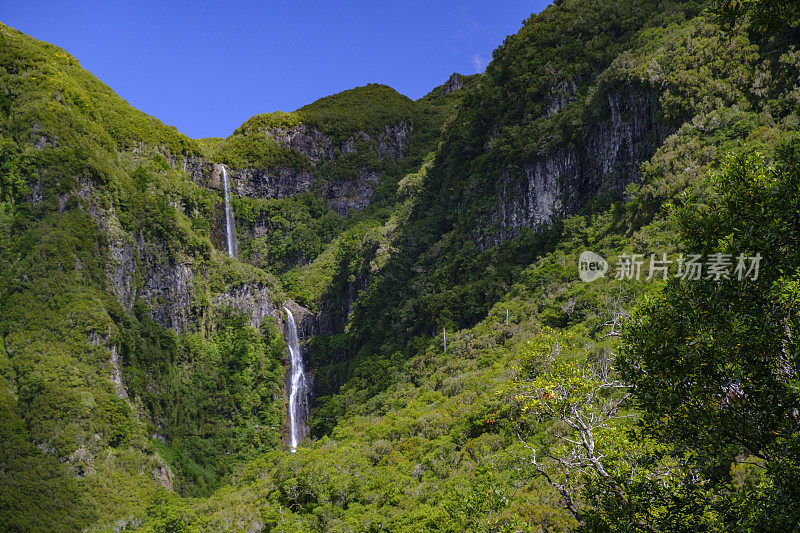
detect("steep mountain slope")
[0,20,292,528]
[0,21,462,531]
[2,0,800,530]
[128,0,800,531]
[206,82,461,281]
[314,0,799,400]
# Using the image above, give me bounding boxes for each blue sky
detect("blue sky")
[1,1,551,139]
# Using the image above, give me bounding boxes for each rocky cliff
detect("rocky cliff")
[486,85,670,246]
[220,121,413,216]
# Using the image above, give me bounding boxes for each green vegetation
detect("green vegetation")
[297,84,417,143]
[125,163,676,531]
[234,111,303,134]
[211,85,418,175]
[710,0,800,33]
[213,132,312,171]
[234,192,344,276]
[217,79,469,307]
[339,0,800,371]
[0,21,289,530]
[3,0,800,530]
[610,143,800,530]
[212,81,460,197]
[234,84,418,144]
[123,305,286,495]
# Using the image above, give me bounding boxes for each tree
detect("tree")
[618,141,800,529]
[506,327,636,528]
[709,0,800,34]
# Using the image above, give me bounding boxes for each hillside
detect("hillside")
[2,0,800,531]
[0,17,467,530]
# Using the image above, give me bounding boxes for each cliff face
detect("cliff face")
[253,121,413,163]
[304,84,671,401]
[225,165,378,216]
[440,73,466,95]
[87,172,281,335]
[132,256,279,334]
[313,274,368,337]
[487,86,670,246]
[207,122,413,217]
[100,116,415,338]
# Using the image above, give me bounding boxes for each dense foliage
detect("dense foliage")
[3,0,800,530]
[0,21,289,530]
[613,143,800,530]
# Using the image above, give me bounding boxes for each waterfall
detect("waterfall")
[221,166,237,257]
[284,306,308,451]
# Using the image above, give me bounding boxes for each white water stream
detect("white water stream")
[284,307,308,451]
[221,166,237,257]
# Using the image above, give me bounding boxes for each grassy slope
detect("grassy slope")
[129,1,800,531]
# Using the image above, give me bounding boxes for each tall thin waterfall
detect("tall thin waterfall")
[284,307,308,451]
[221,166,237,257]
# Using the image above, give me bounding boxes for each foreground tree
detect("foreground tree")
[617,141,800,529]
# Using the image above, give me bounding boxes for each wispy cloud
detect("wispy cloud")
[471,54,487,73]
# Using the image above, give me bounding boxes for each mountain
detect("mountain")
[0,18,468,529]
[2,0,800,530]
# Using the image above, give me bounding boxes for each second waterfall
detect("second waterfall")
[284,307,309,451]
[221,165,237,258]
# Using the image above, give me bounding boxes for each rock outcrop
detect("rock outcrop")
[441,73,465,95]
[212,282,277,331]
[484,86,670,247]
[218,122,413,216]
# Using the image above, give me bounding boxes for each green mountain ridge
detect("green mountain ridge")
[0,17,472,530]
[2,0,800,530]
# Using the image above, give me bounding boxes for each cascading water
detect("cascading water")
[221,166,237,257]
[284,306,309,451]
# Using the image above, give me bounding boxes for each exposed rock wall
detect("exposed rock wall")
[441,73,465,95]
[212,282,277,331]
[377,123,413,161]
[263,124,335,163]
[112,246,280,335]
[221,165,378,216]
[78,176,280,335]
[220,122,413,216]
[484,86,670,247]
[226,166,315,200]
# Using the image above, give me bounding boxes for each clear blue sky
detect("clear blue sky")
[1,1,550,139]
